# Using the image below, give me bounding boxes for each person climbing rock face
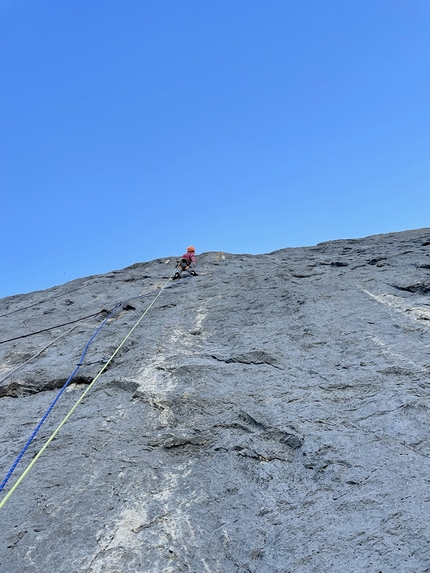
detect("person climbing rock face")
[173,246,198,279]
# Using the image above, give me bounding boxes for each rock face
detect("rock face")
[1,229,430,573]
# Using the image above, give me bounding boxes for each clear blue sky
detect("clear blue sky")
[1,0,429,298]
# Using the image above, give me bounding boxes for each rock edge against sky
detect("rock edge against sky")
[1,228,430,572]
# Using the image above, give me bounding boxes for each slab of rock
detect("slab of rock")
[1,230,430,572]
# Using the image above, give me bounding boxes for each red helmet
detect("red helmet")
[187,246,195,252]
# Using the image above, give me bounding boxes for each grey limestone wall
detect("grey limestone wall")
[1,229,430,572]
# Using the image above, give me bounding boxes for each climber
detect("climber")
[173,246,198,279]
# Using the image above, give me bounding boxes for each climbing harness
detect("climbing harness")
[172,255,199,280]
[0,269,178,509]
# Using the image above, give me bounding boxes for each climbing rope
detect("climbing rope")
[0,281,181,346]
[0,302,122,495]
[0,284,179,492]
[0,310,106,345]
[0,324,80,385]
[0,285,181,386]
[0,269,177,509]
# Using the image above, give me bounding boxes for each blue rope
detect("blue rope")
[0,302,122,494]
[0,279,185,494]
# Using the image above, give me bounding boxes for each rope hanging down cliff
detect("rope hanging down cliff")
[0,302,122,495]
[0,269,178,509]
[0,281,179,346]
[0,279,183,483]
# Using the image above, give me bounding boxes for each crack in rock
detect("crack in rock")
[210,351,282,369]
